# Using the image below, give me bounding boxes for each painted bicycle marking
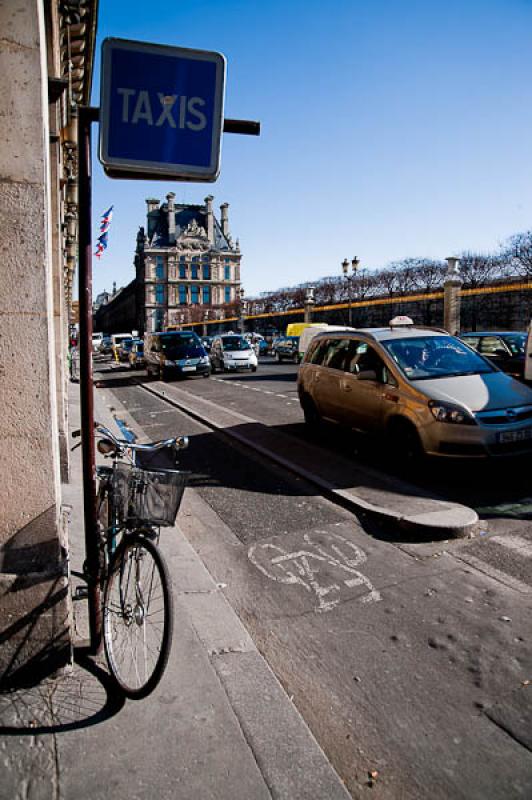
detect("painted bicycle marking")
[248,531,380,612]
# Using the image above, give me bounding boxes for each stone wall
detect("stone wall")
[0,1,70,687]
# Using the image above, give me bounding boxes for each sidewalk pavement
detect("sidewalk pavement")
[0,380,350,800]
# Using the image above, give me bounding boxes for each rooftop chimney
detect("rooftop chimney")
[167,192,176,244]
[146,197,159,220]
[220,202,230,239]
[205,195,214,243]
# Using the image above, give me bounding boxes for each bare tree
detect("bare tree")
[504,231,532,278]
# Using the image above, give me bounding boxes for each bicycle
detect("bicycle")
[74,422,189,699]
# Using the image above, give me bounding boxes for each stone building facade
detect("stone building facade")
[0,0,97,686]
[135,194,242,333]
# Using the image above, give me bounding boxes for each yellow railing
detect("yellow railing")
[181,280,532,329]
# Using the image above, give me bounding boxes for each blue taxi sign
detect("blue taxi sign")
[99,38,226,181]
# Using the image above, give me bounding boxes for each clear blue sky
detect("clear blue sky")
[90,0,532,298]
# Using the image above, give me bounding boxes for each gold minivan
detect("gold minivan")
[297,325,532,457]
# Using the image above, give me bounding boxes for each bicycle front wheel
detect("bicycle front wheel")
[103,533,173,699]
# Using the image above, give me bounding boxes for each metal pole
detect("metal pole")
[348,276,353,327]
[78,106,101,653]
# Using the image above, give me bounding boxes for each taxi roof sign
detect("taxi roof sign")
[389,316,414,328]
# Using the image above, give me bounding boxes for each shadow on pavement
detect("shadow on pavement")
[0,653,124,735]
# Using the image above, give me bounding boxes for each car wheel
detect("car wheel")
[276,352,282,363]
[251,366,257,372]
[388,419,423,462]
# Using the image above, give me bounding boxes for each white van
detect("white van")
[299,324,355,361]
[92,332,103,352]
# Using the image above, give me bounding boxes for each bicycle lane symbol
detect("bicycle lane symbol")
[248,530,381,613]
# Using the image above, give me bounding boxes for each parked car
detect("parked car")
[274,336,300,363]
[297,323,532,457]
[144,331,210,379]
[459,331,528,382]
[210,334,258,372]
[128,340,145,369]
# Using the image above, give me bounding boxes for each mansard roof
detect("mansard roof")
[147,203,233,251]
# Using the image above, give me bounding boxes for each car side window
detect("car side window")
[345,341,394,384]
[322,339,351,370]
[308,339,330,365]
[462,336,479,351]
[479,336,507,356]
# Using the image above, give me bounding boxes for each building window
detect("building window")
[179,255,186,262]
[203,262,210,279]
[191,285,199,304]
[155,255,164,279]
[202,286,210,304]
[155,284,165,304]
[225,286,231,303]
[155,308,164,331]
[179,264,186,279]
[179,285,187,305]
[191,264,199,279]
[224,265,231,280]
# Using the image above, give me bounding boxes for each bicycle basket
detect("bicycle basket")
[113,462,188,527]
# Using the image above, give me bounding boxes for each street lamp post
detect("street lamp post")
[239,287,245,334]
[304,286,315,323]
[341,256,360,327]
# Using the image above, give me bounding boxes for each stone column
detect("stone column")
[443,257,462,335]
[0,0,71,685]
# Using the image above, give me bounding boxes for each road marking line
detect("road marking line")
[276,394,287,398]
[490,534,532,558]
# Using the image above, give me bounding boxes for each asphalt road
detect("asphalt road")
[94,357,532,799]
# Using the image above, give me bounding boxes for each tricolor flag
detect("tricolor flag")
[95,205,113,259]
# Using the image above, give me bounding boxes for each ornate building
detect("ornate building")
[135,194,242,333]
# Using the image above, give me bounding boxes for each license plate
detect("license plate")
[182,365,196,372]
[498,427,532,443]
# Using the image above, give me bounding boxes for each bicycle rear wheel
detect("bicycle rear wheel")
[103,533,173,699]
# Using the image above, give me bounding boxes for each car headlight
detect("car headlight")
[428,400,476,426]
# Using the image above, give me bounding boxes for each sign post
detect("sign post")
[99,38,226,181]
[79,38,258,654]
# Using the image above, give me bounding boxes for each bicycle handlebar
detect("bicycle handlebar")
[71,421,188,452]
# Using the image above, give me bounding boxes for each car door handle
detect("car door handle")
[383,392,399,402]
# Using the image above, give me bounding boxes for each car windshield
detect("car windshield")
[383,335,495,380]
[160,334,201,357]
[222,336,251,351]
[502,333,527,355]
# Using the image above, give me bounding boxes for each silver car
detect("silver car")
[297,325,532,457]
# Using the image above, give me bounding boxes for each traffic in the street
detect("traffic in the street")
[91,347,532,799]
